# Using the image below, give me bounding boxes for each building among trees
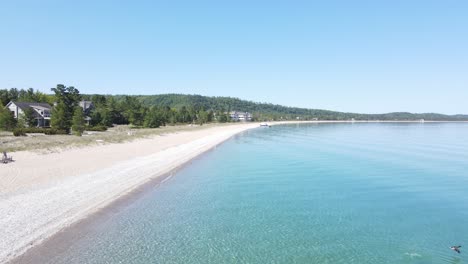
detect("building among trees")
[79,100,94,125]
[6,101,52,127]
[229,111,253,121]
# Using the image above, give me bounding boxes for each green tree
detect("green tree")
[51,84,81,109]
[122,96,145,126]
[7,88,19,102]
[107,97,126,124]
[51,102,68,131]
[50,84,81,133]
[0,107,16,130]
[21,107,37,127]
[71,107,85,136]
[167,108,178,124]
[143,107,163,128]
[179,106,190,123]
[89,110,102,126]
[100,108,113,127]
[197,110,209,125]
[90,106,113,127]
[0,90,10,106]
[207,110,214,122]
[217,110,229,123]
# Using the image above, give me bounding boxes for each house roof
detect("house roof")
[79,101,93,109]
[79,101,94,115]
[9,101,52,110]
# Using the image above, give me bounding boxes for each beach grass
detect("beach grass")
[0,123,239,153]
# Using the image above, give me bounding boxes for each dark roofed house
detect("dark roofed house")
[79,101,94,125]
[79,101,94,115]
[6,101,52,127]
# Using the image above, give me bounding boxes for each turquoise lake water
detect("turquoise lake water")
[48,123,468,263]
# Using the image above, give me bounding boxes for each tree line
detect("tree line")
[2,86,468,133]
[81,94,218,128]
[0,86,223,134]
[126,94,468,121]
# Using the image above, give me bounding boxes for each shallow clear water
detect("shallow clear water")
[50,123,468,263]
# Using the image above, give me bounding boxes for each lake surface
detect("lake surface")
[47,123,468,263]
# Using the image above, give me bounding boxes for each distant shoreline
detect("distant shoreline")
[3,120,466,153]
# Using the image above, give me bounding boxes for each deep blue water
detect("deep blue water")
[49,123,468,263]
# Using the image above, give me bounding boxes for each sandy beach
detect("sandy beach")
[0,123,261,263]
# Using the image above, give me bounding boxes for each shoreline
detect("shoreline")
[1,120,466,263]
[1,123,259,263]
[8,151,210,264]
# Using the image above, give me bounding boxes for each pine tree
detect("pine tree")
[0,107,16,131]
[50,84,81,133]
[51,102,69,132]
[143,107,163,128]
[22,107,37,127]
[71,107,85,136]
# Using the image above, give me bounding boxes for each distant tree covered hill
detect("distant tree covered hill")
[107,94,468,121]
[3,87,468,131]
[6,86,467,133]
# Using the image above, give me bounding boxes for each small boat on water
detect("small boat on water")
[260,123,270,127]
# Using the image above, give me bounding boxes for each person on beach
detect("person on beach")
[2,151,7,161]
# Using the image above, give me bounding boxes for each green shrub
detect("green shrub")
[85,125,108,131]
[13,129,26,136]
[44,128,67,135]
[12,127,68,136]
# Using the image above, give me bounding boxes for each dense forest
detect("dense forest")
[118,94,468,121]
[1,87,468,134]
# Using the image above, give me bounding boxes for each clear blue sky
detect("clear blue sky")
[1,1,467,114]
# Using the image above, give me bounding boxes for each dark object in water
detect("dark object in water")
[450,245,461,254]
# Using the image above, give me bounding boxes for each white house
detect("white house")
[229,111,253,121]
[6,101,52,127]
